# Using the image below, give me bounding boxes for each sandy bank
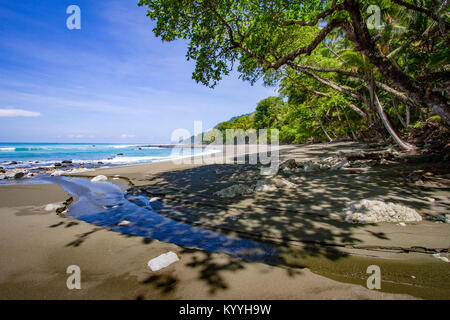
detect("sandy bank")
[0,183,415,299]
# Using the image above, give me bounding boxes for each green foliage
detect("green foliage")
[139,0,449,145]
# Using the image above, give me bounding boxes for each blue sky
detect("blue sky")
[0,0,277,143]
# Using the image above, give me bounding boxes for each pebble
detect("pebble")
[148,252,179,271]
[432,253,449,263]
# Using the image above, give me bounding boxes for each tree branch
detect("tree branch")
[274,2,345,27]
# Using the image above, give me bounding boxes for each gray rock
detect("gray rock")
[330,159,349,171]
[280,159,297,170]
[14,172,26,179]
[255,180,277,192]
[5,169,28,179]
[425,214,445,222]
[214,184,255,198]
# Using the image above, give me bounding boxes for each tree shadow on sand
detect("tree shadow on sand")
[127,143,449,268]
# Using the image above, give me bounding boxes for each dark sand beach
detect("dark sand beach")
[0,142,448,299]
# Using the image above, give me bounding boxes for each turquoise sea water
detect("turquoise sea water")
[0,143,215,169]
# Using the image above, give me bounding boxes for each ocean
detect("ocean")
[0,143,216,170]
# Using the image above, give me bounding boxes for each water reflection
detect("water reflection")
[47,176,279,262]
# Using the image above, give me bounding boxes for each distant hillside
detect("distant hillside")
[215,112,254,128]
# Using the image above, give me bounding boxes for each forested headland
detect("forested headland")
[138,0,449,153]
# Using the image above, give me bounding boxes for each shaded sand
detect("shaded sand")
[83,142,449,252]
[72,141,450,298]
[0,183,415,299]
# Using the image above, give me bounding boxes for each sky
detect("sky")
[0,0,277,143]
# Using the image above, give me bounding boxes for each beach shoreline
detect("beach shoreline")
[0,141,448,299]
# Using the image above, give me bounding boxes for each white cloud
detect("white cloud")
[120,133,136,138]
[0,108,40,117]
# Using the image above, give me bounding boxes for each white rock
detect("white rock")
[424,197,435,202]
[50,170,66,176]
[398,222,406,227]
[148,251,179,271]
[344,199,422,224]
[45,203,63,211]
[255,180,277,192]
[117,220,131,226]
[432,253,449,263]
[91,175,108,182]
[68,168,95,174]
[149,197,161,203]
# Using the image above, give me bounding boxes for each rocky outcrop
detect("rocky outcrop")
[4,168,29,179]
[214,184,255,198]
[343,199,422,224]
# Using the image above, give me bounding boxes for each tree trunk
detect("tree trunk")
[371,88,416,151]
[405,104,410,127]
[335,105,350,139]
[339,104,358,140]
[391,98,407,128]
[344,0,450,125]
[313,109,333,142]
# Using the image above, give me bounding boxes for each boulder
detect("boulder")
[50,170,66,176]
[280,159,297,170]
[5,169,28,179]
[54,162,62,167]
[330,159,349,171]
[91,175,108,183]
[214,184,255,198]
[344,199,422,224]
[62,160,72,164]
[255,180,277,192]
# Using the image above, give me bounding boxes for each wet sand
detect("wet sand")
[0,184,415,299]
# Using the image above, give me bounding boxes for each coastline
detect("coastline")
[0,141,448,299]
